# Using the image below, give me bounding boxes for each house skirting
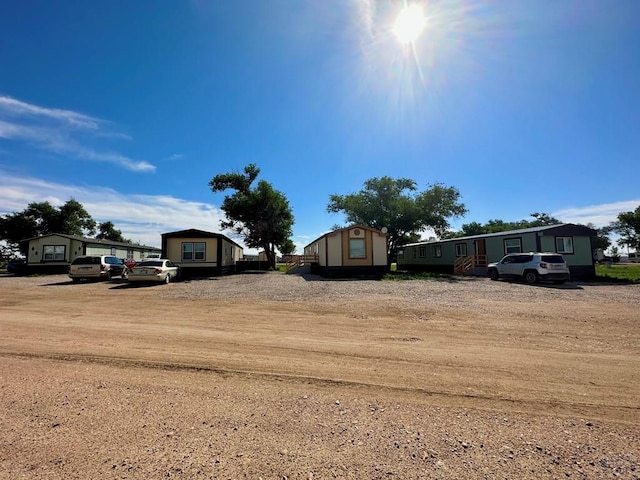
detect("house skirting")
[178,265,235,278]
[22,263,69,275]
[235,261,270,272]
[399,263,596,280]
[310,264,388,279]
[568,265,595,280]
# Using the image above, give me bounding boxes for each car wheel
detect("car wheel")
[523,270,539,284]
[121,269,128,279]
[164,273,171,284]
[488,269,499,281]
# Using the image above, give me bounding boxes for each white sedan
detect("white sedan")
[127,259,179,284]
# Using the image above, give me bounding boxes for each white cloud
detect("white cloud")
[0,172,230,248]
[354,0,377,45]
[0,95,155,173]
[552,200,640,228]
[0,95,99,130]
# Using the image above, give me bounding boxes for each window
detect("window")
[455,243,467,257]
[517,254,533,263]
[504,238,522,254]
[397,249,404,260]
[555,236,574,254]
[43,245,65,261]
[110,247,117,255]
[412,247,417,259]
[182,242,206,261]
[418,246,426,258]
[349,238,366,258]
[432,245,442,258]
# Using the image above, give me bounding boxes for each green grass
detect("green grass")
[383,271,454,281]
[594,263,640,283]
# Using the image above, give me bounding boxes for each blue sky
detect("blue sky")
[1,1,639,252]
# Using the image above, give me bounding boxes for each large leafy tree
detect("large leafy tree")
[0,199,96,255]
[209,164,295,269]
[96,221,129,243]
[327,176,467,263]
[609,205,640,251]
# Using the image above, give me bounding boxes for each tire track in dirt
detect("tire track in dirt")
[3,350,638,425]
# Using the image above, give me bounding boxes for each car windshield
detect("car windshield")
[541,255,564,263]
[136,261,163,267]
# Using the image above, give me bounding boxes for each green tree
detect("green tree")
[279,238,296,256]
[327,176,467,263]
[609,205,640,251]
[0,199,96,255]
[0,211,39,255]
[529,212,561,226]
[441,221,488,239]
[209,164,295,269]
[585,223,611,252]
[55,199,96,236]
[96,221,129,243]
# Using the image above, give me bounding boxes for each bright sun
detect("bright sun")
[392,4,426,45]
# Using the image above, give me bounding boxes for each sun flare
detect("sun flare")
[392,4,426,45]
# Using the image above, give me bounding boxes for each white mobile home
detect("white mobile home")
[303,225,388,278]
[22,233,160,274]
[161,229,243,277]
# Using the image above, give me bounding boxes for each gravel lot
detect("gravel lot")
[1,273,639,479]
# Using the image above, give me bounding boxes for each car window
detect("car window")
[72,257,99,265]
[502,256,515,264]
[541,255,565,263]
[137,261,162,267]
[518,255,533,263]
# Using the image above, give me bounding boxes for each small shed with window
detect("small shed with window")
[396,223,597,279]
[303,225,388,278]
[21,233,160,274]
[161,229,243,277]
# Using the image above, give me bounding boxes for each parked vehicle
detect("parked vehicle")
[487,253,570,284]
[628,252,640,263]
[6,258,27,276]
[127,259,179,284]
[68,255,128,282]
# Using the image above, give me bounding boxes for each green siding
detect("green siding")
[485,233,538,262]
[398,232,594,268]
[540,235,593,266]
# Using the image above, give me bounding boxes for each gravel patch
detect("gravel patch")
[159,272,640,310]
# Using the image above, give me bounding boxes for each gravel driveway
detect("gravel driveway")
[1,273,638,479]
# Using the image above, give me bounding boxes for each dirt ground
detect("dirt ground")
[0,273,638,479]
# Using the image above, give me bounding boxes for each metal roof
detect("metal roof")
[21,233,160,250]
[401,223,596,247]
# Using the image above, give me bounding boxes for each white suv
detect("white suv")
[68,255,128,282]
[487,253,570,284]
